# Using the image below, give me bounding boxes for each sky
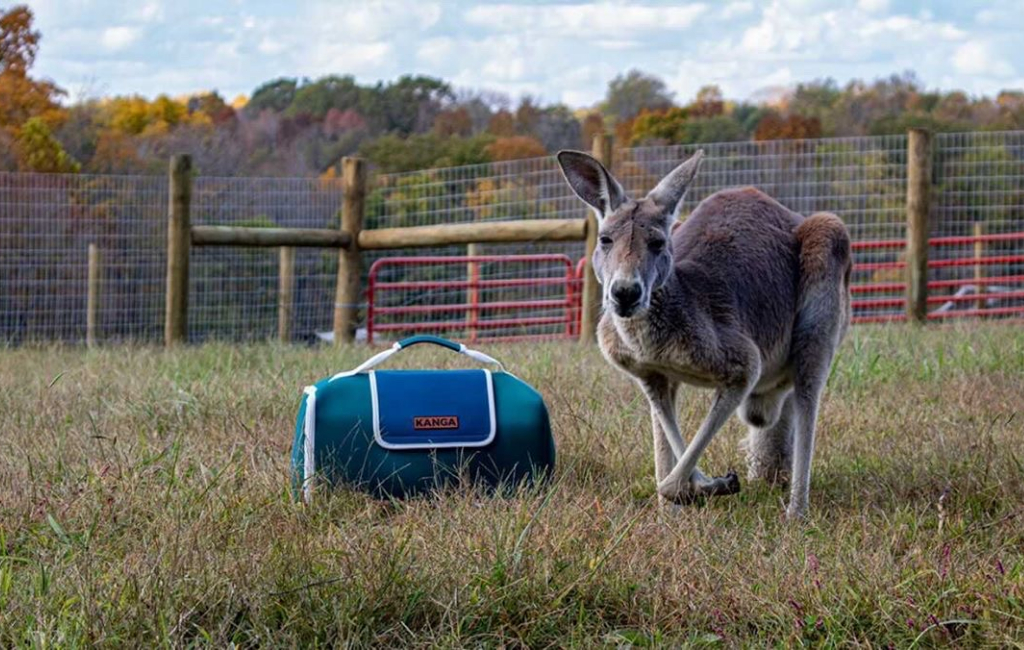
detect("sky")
[25,0,1024,108]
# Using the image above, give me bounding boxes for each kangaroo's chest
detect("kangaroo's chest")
[598,314,719,387]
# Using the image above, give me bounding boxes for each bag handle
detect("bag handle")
[330,335,504,380]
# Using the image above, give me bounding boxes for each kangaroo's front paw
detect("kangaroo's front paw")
[657,471,741,504]
[657,477,699,505]
[701,470,741,497]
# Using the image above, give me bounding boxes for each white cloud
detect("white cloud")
[132,1,165,23]
[465,3,708,37]
[720,2,755,20]
[417,37,455,67]
[857,0,889,14]
[595,39,642,51]
[100,26,141,52]
[299,2,442,40]
[257,37,286,56]
[952,41,1015,77]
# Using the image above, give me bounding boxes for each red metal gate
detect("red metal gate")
[852,231,1024,323]
[367,255,580,345]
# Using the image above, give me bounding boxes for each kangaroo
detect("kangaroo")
[557,149,851,519]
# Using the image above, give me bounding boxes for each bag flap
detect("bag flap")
[370,369,496,449]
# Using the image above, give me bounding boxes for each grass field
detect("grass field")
[1,324,1022,647]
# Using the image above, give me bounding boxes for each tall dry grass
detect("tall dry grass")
[1,324,1022,647]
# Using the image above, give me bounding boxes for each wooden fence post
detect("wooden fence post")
[87,243,101,348]
[333,157,367,344]
[906,129,931,324]
[580,133,613,343]
[973,222,985,311]
[466,242,480,342]
[165,154,192,346]
[278,246,295,343]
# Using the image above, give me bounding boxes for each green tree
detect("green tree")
[360,132,492,173]
[630,107,689,144]
[362,75,453,135]
[246,78,298,114]
[288,75,362,118]
[601,69,674,122]
[16,116,79,172]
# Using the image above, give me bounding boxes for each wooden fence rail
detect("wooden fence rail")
[164,154,593,347]
[158,129,937,347]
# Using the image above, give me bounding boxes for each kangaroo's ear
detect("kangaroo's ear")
[556,150,627,222]
[647,149,704,224]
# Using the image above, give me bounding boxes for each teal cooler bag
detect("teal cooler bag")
[291,335,555,501]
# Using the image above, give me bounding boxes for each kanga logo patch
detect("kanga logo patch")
[413,415,460,430]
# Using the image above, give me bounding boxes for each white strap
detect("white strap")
[330,343,402,379]
[329,341,504,381]
[459,344,505,371]
[302,385,316,504]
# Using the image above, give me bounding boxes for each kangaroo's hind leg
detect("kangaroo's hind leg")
[787,212,851,519]
[741,388,795,486]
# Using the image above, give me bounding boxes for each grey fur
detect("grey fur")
[557,149,851,518]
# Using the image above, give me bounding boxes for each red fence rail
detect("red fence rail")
[851,231,1024,324]
[367,255,578,344]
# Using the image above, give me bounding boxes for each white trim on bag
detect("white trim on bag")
[302,385,317,503]
[370,369,497,450]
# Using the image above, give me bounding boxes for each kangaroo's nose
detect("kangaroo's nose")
[611,280,643,313]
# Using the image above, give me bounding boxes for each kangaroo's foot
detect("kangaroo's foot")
[657,470,740,504]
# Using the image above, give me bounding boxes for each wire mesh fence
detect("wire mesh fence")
[928,131,1024,320]
[1,131,1021,345]
[0,172,167,344]
[190,176,344,342]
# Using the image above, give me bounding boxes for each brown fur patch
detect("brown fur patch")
[795,212,851,283]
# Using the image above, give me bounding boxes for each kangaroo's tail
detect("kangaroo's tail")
[795,212,853,344]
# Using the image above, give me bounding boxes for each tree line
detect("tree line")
[2,5,1023,178]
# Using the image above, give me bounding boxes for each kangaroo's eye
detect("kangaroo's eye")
[648,239,666,252]
[599,235,613,247]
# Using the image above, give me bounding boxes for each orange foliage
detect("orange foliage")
[614,117,635,146]
[0,5,38,74]
[689,85,724,118]
[753,113,822,141]
[0,69,61,128]
[485,135,547,161]
[487,109,515,137]
[433,107,472,137]
[90,132,142,174]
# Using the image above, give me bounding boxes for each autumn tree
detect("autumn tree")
[433,106,473,137]
[513,96,541,136]
[0,5,62,130]
[485,135,546,161]
[0,4,37,73]
[487,109,515,137]
[753,112,822,140]
[689,85,725,118]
